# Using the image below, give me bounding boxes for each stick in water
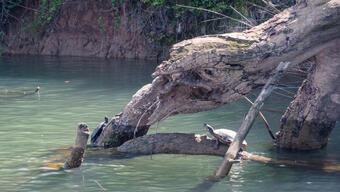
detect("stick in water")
[214,61,290,178]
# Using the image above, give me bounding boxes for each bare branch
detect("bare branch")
[229,5,255,26]
[175,4,253,27]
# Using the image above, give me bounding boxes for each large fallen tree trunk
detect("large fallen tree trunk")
[117,133,340,172]
[96,0,340,150]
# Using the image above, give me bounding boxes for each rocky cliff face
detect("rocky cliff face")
[3,0,177,60]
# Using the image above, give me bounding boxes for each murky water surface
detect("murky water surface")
[0,56,339,192]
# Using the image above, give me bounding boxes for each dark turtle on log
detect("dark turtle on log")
[204,123,247,150]
[90,116,109,145]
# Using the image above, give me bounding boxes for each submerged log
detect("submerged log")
[64,123,89,169]
[117,133,340,173]
[97,0,340,150]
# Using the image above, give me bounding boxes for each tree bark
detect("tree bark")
[97,0,340,149]
[117,133,340,172]
[276,39,340,150]
[64,123,89,169]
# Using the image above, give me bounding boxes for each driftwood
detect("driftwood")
[215,61,290,178]
[117,133,340,173]
[64,123,89,169]
[96,1,340,150]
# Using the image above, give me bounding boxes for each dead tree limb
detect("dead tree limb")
[214,61,290,178]
[97,1,340,150]
[117,133,340,173]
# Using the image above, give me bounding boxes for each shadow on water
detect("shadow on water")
[189,177,219,192]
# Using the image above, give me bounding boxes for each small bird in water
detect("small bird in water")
[91,116,109,145]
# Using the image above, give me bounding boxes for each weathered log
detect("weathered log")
[94,115,149,147]
[215,62,290,178]
[118,133,228,156]
[97,0,340,149]
[276,40,340,149]
[64,123,89,169]
[117,133,340,172]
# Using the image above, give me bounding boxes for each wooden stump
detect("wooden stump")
[276,40,340,150]
[64,123,89,169]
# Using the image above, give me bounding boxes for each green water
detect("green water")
[0,56,339,192]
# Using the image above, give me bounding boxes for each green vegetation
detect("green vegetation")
[0,0,23,32]
[0,0,296,51]
[0,0,63,34]
[142,0,260,19]
[139,0,273,46]
[37,0,63,27]
[111,0,125,7]
[97,16,106,33]
[26,0,64,33]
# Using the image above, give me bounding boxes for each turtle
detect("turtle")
[90,116,109,145]
[204,123,248,150]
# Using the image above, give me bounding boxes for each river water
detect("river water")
[0,56,339,192]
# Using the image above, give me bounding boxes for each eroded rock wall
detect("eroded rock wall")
[3,0,176,59]
[2,0,287,59]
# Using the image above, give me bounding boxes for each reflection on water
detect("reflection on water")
[0,56,339,192]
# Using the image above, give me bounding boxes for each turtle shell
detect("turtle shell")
[213,129,248,146]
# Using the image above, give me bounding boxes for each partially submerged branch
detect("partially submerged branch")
[117,133,340,173]
[0,86,40,98]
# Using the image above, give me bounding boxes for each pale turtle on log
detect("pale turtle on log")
[204,123,247,150]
